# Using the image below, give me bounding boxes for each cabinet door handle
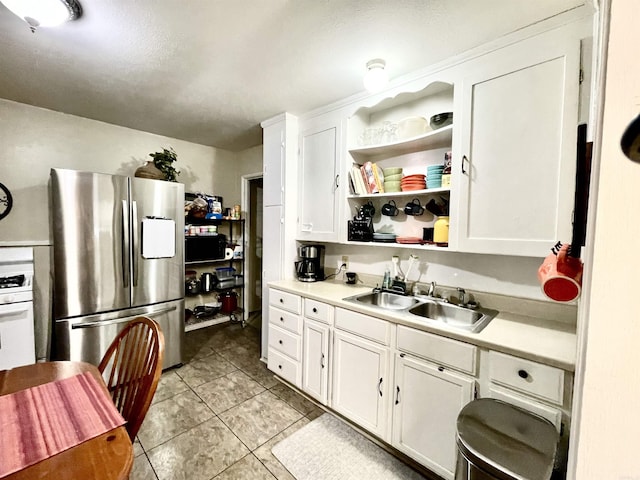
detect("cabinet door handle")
[378,377,383,397]
[312,307,317,313]
[462,155,469,174]
[335,174,340,189]
[279,317,284,322]
[395,386,400,405]
[518,369,529,379]
[321,353,325,368]
[279,298,284,303]
[278,339,283,345]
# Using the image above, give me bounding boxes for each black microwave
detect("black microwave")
[185,233,226,262]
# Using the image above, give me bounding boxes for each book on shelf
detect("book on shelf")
[350,164,368,195]
[361,161,379,194]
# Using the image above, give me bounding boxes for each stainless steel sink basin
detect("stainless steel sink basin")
[408,300,498,333]
[342,289,498,333]
[345,291,420,310]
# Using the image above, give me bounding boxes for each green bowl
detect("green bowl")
[383,167,402,176]
[384,173,402,182]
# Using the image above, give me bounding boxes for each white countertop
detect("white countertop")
[269,279,577,372]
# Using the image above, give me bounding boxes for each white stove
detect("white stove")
[0,247,35,369]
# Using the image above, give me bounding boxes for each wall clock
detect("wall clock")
[0,182,13,220]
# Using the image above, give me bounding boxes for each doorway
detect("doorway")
[242,174,263,329]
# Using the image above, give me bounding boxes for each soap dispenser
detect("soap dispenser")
[382,267,391,290]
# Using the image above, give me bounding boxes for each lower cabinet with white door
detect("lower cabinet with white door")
[331,308,391,440]
[302,298,333,405]
[392,326,477,479]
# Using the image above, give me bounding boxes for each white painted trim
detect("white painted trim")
[566,1,609,478]
[241,172,263,318]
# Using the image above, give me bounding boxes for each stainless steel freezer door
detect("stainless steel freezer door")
[130,177,185,307]
[53,299,185,369]
[51,168,130,319]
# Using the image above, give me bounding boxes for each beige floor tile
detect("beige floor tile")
[152,370,189,405]
[175,352,238,388]
[253,417,311,480]
[239,360,279,389]
[146,417,250,480]
[269,382,319,415]
[138,389,214,450]
[213,454,277,480]
[129,453,158,480]
[194,370,266,414]
[218,342,262,369]
[133,438,145,457]
[219,391,304,451]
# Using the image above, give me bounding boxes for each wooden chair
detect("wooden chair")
[98,316,165,440]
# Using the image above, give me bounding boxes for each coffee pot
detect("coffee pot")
[296,245,325,282]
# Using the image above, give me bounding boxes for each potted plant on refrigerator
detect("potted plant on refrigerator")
[135,147,180,182]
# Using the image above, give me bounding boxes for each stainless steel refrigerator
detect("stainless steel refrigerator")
[50,168,185,369]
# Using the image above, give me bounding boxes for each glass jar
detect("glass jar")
[433,216,450,243]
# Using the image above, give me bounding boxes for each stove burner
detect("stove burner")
[0,274,25,289]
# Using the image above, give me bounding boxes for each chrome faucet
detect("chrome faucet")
[458,288,468,306]
[427,281,436,297]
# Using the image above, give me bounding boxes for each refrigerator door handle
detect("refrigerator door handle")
[121,200,130,288]
[70,305,177,329]
[131,200,139,287]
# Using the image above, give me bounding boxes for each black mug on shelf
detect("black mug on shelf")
[404,198,424,216]
[381,200,399,217]
[360,200,375,217]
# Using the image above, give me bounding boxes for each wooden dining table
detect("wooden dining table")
[0,361,133,480]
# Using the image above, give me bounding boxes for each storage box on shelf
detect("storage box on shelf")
[184,217,246,331]
[345,81,455,250]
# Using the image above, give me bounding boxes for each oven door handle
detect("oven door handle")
[0,305,30,317]
[70,306,177,329]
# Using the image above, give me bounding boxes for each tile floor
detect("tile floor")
[130,321,324,480]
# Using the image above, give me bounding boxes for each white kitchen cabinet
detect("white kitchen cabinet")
[454,26,582,257]
[0,302,35,369]
[392,354,475,480]
[332,328,390,439]
[298,114,345,242]
[267,288,303,387]
[302,318,330,404]
[261,115,298,357]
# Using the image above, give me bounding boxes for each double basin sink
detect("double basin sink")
[342,290,498,333]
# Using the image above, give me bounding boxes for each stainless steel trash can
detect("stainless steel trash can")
[454,398,559,480]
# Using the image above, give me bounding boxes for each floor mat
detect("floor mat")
[271,413,427,480]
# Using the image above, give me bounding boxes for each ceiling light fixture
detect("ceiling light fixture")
[0,0,82,32]
[363,59,389,93]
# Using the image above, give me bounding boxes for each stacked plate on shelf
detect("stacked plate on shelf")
[383,167,403,192]
[426,165,444,188]
[373,232,397,243]
[401,174,426,191]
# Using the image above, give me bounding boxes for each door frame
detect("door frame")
[241,172,263,320]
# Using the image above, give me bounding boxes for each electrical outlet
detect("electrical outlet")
[341,255,349,270]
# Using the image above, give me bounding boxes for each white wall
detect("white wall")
[0,98,239,246]
[570,1,640,477]
[324,241,553,302]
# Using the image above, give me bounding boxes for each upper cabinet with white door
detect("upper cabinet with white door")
[452,23,586,257]
[297,113,345,242]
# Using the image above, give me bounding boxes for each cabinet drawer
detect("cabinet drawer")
[268,348,301,387]
[304,299,334,325]
[269,289,301,314]
[488,351,565,405]
[397,326,477,375]
[488,385,563,432]
[269,324,301,361]
[335,308,390,345]
[268,306,302,335]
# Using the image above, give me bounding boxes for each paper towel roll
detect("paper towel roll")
[224,247,234,260]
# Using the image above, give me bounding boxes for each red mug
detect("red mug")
[537,243,583,302]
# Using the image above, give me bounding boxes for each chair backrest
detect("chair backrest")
[98,316,165,440]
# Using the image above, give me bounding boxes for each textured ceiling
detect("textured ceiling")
[0,0,586,151]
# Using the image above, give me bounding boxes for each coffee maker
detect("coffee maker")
[296,245,325,282]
